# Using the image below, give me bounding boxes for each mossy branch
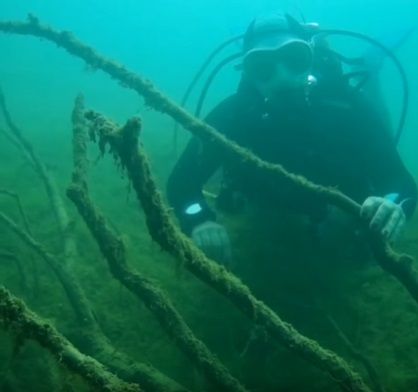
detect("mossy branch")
[0,89,182,391]
[0,286,143,392]
[0,16,416,308]
[0,210,182,392]
[68,97,247,392]
[86,110,372,392]
[0,210,100,330]
[0,87,75,260]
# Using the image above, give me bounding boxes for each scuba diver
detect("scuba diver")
[166,13,417,264]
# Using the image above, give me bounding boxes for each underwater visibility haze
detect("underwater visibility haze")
[1,0,418,391]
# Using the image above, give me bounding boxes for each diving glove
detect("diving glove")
[360,194,407,242]
[191,220,232,265]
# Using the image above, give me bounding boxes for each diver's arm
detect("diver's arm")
[166,136,219,234]
[167,95,237,234]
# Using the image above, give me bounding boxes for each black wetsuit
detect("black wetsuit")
[167,78,417,234]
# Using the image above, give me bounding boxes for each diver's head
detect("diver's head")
[242,13,313,99]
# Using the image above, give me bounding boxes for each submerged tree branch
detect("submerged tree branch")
[0,210,99,326]
[0,250,28,293]
[0,126,28,159]
[0,211,185,392]
[0,286,143,392]
[0,189,32,235]
[0,15,416,308]
[326,315,385,392]
[0,87,76,264]
[85,110,372,392]
[68,95,248,392]
[0,92,183,391]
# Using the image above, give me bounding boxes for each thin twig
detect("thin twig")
[0,251,28,293]
[0,86,79,272]
[0,92,186,390]
[0,126,25,154]
[0,189,33,235]
[0,189,34,293]
[326,315,385,392]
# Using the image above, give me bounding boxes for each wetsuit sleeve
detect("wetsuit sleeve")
[166,97,235,234]
[355,96,417,218]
